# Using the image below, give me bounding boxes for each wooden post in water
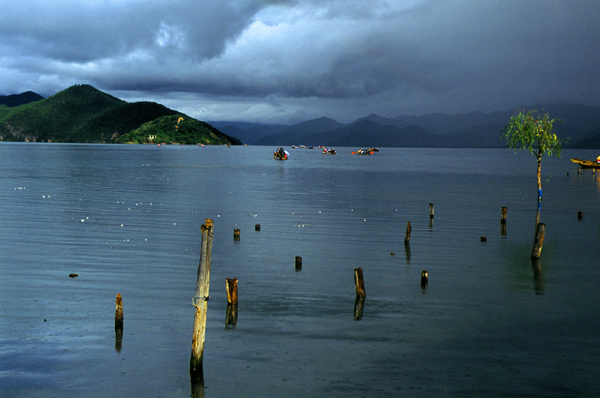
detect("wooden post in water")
[226,278,238,305]
[404,221,411,246]
[420,270,429,289]
[115,293,124,328]
[429,203,434,219]
[115,293,124,352]
[501,207,507,224]
[354,267,366,297]
[531,222,545,260]
[353,268,366,320]
[255,224,261,231]
[190,219,214,374]
[295,256,302,271]
[233,228,240,241]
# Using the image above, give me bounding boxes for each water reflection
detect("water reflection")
[115,324,123,353]
[190,367,205,398]
[532,259,544,295]
[225,304,238,330]
[353,295,365,320]
[501,206,507,236]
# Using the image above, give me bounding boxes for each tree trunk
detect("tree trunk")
[536,154,542,201]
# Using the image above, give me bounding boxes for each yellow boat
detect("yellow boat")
[571,158,600,168]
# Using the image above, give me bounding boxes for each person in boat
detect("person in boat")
[274,147,288,159]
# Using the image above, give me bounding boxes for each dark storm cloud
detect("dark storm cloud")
[1,0,599,123]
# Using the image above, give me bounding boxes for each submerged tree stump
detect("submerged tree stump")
[421,270,429,288]
[404,221,411,246]
[295,256,302,271]
[531,222,546,260]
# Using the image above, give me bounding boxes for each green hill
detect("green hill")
[0,84,239,145]
[116,114,236,145]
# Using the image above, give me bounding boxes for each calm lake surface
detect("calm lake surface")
[1,143,599,397]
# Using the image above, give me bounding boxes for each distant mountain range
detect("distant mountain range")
[0,85,240,145]
[0,91,44,107]
[2,85,598,148]
[212,104,600,148]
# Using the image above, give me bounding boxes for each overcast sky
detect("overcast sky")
[1,0,599,124]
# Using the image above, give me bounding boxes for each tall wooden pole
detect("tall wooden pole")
[190,219,214,374]
[115,293,124,353]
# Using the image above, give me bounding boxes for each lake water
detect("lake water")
[1,143,599,397]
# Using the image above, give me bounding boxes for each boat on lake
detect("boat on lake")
[322,148,336,155]
[273,147,289,160]
[353,147,379,155]
[571,158,600,168]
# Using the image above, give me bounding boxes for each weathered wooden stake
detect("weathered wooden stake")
[532,258,544,295]
[420,270,428,288]
[190,219,214,374]
[226,278,238,305]
[233,228,240,241]
[115,293,123,328]
[577,211,584,220]
[115,293,124,352]
[404,221,411,246]
[354,267,366,297]
[255,224,261,231]
[501,207,507,224]
[531,222,546,260]
[429,203,434,218]
[295,256,302,271]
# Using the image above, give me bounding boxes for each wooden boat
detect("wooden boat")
[570,158,600,168]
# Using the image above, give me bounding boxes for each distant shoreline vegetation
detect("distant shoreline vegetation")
[0,84,241,146]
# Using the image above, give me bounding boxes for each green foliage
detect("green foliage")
[116,114,233,145]
[501,109,564,158]
[501,109,565,198]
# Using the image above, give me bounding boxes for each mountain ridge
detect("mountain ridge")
[0,85,239,145]
[214,103,600,148]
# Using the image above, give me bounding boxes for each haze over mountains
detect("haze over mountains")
[212,104,600,148]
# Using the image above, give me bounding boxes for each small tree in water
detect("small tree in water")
[501,109,564,201]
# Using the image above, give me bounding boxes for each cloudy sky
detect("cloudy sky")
[1,0,599,124]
